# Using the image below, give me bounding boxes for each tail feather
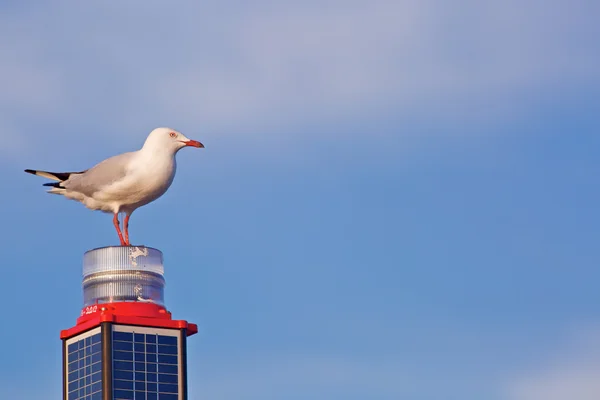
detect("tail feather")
[47,187,66,195]
[24,169,86,182]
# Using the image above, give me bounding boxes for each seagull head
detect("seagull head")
[143,127,204,154]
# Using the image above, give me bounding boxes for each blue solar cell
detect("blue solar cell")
[159,383,178,394]
[114,350,134,361]
[114,370,133,380]
[114,340,134,351]
[147,393,157,400]
[136,390,147,400]
[158,336,177,346]
[158,373,177,384]
[114,331,133,341]
[114,379,134,390]
[114,360,134,371]
[92,362,102,374]
[158,345,177,355]
[114,389,135,399]
[68,361,78,373]
[70,369,79,379]
[67,333,102,400]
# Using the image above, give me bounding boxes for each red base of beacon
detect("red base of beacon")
[60,302,198,340]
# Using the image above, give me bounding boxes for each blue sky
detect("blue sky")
[0,0,599,399]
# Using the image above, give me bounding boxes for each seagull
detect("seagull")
[25,127,204,246]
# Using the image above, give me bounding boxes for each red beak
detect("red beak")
[183,140,204,148]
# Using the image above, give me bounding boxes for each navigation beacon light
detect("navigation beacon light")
[60,246,198,400]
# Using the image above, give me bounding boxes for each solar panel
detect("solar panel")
[112,326,181,400]
[66,327,103,400]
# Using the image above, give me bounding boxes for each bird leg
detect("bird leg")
[113,213,126,246]
[123,215,131,246]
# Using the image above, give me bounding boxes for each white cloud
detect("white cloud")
[0,0,597,156]
[507,325,600,400]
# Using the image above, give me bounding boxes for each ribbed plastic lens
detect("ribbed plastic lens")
[82,246,165,306]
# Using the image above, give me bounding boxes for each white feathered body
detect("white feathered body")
[50,149,177,215]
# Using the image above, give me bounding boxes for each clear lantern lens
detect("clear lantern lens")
[82,246,165,306]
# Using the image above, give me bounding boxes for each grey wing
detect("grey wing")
[63,152,135,197]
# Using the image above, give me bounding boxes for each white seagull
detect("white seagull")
[25,127,204,246]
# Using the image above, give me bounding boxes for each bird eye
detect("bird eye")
[169,132,177,138]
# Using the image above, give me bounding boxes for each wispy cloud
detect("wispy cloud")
[0,0,597,156]
[507,325,600,400]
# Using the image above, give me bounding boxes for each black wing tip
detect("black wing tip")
[24,169,36,175]
[43,181,63,188]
